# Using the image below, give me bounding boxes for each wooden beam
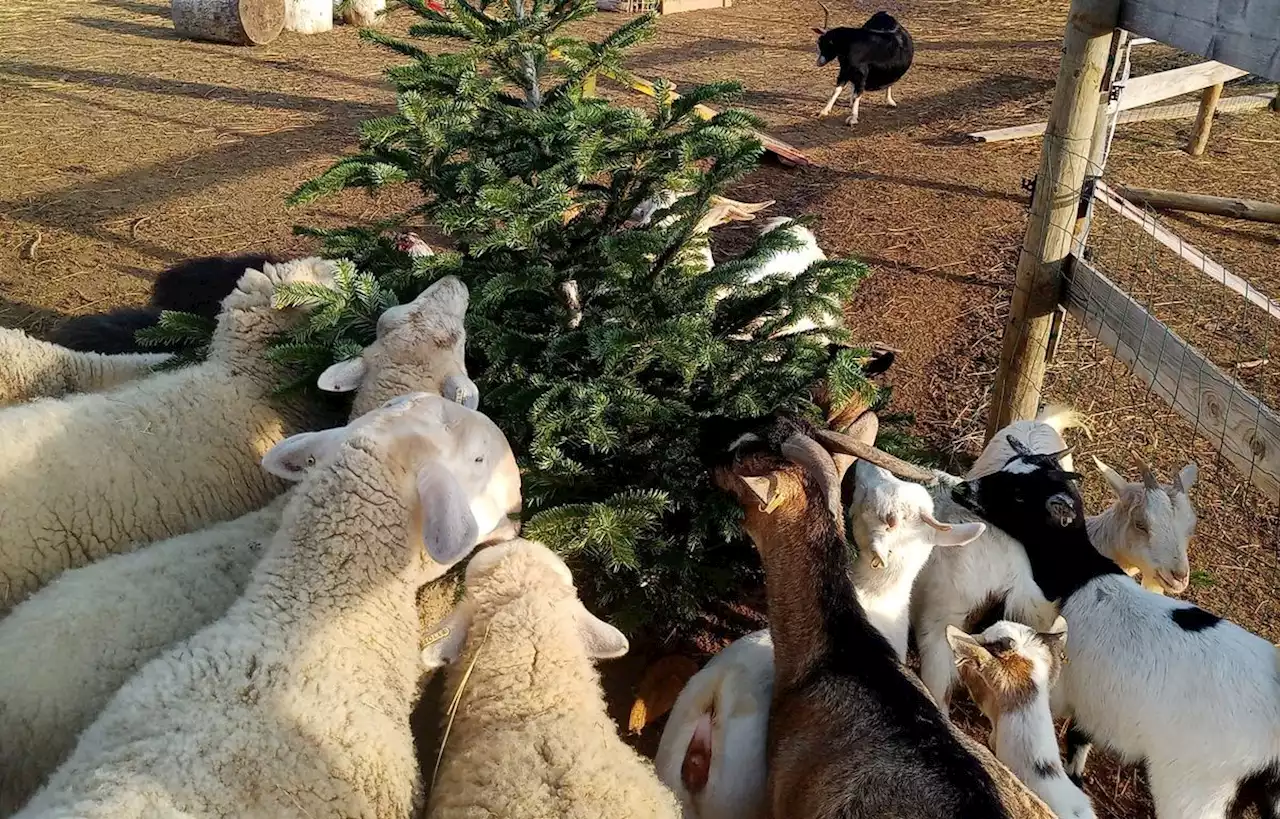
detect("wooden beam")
[1093,181,1280,321]
[968,93,1276,143]
[1186,82,1224,155]
[1114,185,1280,225]
[1063,256,1280,501]
[986,0,1121,439]
[612,75,813,167]
[1119,0,1280,83]
[660,0,731,12]
[1119,61,1248,111]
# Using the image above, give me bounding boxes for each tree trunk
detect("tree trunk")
[284,0,332,33]
[172,0,284,44]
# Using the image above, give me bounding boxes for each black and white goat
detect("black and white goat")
[952,440,1280,819]
[813,6,914,126]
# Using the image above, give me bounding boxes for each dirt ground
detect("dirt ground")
[3,0,1279,816]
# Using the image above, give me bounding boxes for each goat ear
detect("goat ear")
[946,626,992,667]
[932,520,986,547]
[418,463,481,566]
[317,357,368,393]
[570,601,629,659]
[1176,463,1198,494]
[441,373,480,410]
[1092,456,1128,496]
[261,427,347,480]
[1046,492,1078,527]
[1039,616,1069,655]
[740,474,783,513]
[420,602,474,671]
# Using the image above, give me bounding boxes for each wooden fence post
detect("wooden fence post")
[986,0,1122,440]
[1187,82,1224,155]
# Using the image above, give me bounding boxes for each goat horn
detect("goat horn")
[919,509,951,532]
[833,411,878,485]
[1138,461,1160,490]
[781,433,845,536]
[812,429,937,484]
[1005,434,1034,458]
[817,0,830,29]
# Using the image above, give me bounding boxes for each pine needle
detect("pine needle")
[430,621,491,792]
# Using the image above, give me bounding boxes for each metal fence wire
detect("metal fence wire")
[986,111,1280,628]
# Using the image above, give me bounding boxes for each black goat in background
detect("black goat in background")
[813,5,914,126]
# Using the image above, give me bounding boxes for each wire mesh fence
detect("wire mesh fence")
[986,126,1280,631]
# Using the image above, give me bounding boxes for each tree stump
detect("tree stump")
[284,0,331,33]
[172,0,284,45]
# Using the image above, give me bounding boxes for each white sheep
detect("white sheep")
[952,450,1280,819]
[967,404,1199,593]
[15,392,521,819]
[0,275,483,814]
[0,500,286,818]
[654,630,774,819]
[0,327,168,407]
[947,619,1097,819]
[849,459,985,661]
[421,539,681,819]
[0,257,342,613]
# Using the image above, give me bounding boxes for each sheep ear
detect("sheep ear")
[1175,463,1198,494]
[261,427,347,480]
[931,520,986,547]
[571,602,629,659]
[946,626,992,667]
[420,602,474,671]
[418,464,480,566]
[441,373,480,411]
[317,357,368,393]
[1092,456,1128,496]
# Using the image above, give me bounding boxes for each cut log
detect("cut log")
[284,0,331,33]
[1113,185,1280,225]
[172,0,284,44]
[969,92,1276,142]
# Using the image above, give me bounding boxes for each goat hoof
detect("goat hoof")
[844,116,859,126]
[886,101,898,108]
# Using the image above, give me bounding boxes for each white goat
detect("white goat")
[849,460,984,661]
[952,452,1280,819]
[947,619,1097,819]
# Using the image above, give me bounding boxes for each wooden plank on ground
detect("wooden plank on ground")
[1093,180,1280,321]
[1119,0,1280,82]
[1115,185,1280,225]
[1118,61,1248,111]
[968,92,1275,142]
[615,75,813,166]
[1062,256,1280,501]
[660,0,731,12]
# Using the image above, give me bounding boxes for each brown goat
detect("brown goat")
[714,421,1054,819]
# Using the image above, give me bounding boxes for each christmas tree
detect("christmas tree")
[156,0,895,632]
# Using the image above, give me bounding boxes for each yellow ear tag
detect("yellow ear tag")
[422,626,452,647]
[762,486,785,514]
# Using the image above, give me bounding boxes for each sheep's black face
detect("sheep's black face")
[952,453,1085,546]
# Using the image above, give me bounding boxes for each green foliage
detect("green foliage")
[280,0,887,634]
[136,311,217,370]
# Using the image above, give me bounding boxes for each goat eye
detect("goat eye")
[474,456,484,463]
[306,456,316,468]
[1134,519,1148,532]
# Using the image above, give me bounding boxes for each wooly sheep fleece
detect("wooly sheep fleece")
[0,275,482,815]
[423,539,681,819]
[0,327,168,406]
[0,500,285,818]
[0,257,344,613]
[15,393,522,819]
